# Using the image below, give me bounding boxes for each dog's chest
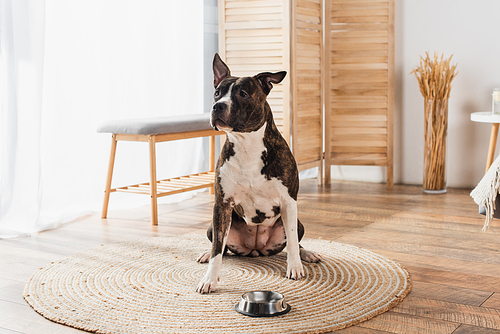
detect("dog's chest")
[219,126,288,226]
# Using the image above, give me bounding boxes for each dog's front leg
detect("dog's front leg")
[282,199,304,280]
[196,202,232,294]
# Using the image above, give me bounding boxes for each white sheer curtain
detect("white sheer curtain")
[0,0,208,238]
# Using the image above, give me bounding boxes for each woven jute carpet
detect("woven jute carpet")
[24,234,411,334]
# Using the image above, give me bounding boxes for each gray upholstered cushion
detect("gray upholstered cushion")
[97,113,212,135]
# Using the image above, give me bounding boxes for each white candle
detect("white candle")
[494,89,500,103]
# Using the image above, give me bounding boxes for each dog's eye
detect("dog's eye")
[214,90,220,98]
[239,90,248,98]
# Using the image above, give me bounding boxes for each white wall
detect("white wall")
[331,0,500,189]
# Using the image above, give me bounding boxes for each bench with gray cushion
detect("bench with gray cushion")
[97,113,220,225]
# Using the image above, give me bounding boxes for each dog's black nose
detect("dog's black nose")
[212,102,226,114]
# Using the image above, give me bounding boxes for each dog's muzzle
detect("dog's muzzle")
[211,102,230,131]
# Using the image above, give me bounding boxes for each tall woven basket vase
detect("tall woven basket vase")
[423,99,448,193]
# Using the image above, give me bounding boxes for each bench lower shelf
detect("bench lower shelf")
[112,171,215,197]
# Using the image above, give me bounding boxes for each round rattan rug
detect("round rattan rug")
[24,234,411,333]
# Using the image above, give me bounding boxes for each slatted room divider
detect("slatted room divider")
[218,0,394,187]
[324,0,394,187]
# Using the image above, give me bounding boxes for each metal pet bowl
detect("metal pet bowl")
[235,291,291,317]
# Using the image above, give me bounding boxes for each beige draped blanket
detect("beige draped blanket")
[470,155,500,230]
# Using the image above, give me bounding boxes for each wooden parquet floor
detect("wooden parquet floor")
[1,179,500,333]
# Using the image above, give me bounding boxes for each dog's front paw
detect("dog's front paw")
[197,253,222,293]
[196,251,211,263]
[196,274,219,294]
[286,261,305,280]
[300,248,322,263]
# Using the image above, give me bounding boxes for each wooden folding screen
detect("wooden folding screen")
[291,0,323,177]
[218,0,323,179]
[218,0,393,187]
[324,0,395,187]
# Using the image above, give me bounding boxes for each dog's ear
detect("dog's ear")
[254,71,287,95]
[213,53,231,88]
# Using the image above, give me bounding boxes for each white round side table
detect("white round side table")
[470,111,500,173]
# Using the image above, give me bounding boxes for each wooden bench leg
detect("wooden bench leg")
[149,135,159,226]
[102,134,117,219]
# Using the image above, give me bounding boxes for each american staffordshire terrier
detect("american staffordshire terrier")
[196,54,321,294]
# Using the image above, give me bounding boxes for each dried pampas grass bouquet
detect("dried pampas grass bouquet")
[411,52,458,101]
[411,52,458,193]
